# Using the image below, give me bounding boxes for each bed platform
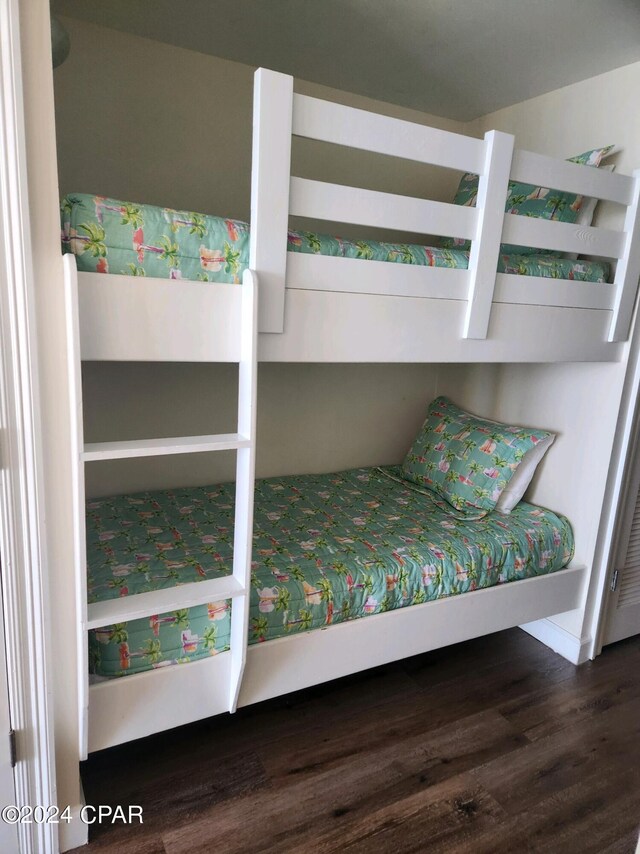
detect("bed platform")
[68,68,640,364]
[88,562,586,752]
[82,466,583,751]
[86,466,575,677]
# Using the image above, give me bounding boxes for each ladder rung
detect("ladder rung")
[83,433,251,461]
[86,575,245,629]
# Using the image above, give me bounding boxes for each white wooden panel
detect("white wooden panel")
[605,472,640,644]
[609,170,640,342]
[63,255,89,760]
[464,130,515,339]
[78,273,242,362]
[77,273,625,363]
[86,576,244,630]
[250,69,293,333]
[260,289,623,363]
[239,565,586,704]
[286,252,469,299]
[289,177,478,239]
[511,149,633,205]
[292,93,485,173]
[494,275,616,310]
[502,216,624,258]
[88,565,585,751]
[230,270,259,712]
[83,433,249,462]
[88,652,232,752]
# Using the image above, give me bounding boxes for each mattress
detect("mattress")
[87,466,574,678]
[62,193,611,285]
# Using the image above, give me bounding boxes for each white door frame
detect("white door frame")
[588,300,640,656]
[0,0,57,851]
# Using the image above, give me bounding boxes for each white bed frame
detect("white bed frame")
[65,67,638,756]
[75,68,640,364]
[65,249,588,756]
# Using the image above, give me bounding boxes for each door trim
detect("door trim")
[0,0,57,851]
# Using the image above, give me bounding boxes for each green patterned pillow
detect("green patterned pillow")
[401,397,553,517]
[441,145,614,255]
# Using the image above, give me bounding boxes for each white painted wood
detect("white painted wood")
[75,273,625,363]
[0,577,17,854]
[502,216,624,258]
[511,149,634,205]
[83,432,250,462]
[286,252,470,299]
[493,275,615,310]
[259,289,622,362]
[88,565,585,751]
[289,177,478,239]
[87,576,245,630]
[240,565,585,706]
[78,272,242,361]
[250,68,293,333]
[0,3,58,849]
[229,269,258,712]
[464,130,515,339]
[292,92,485,173]
[88,651,232,752]
[609,170,640,342]
[520,618,592,665]
[589,284,640,658]
[63,255,90,761]
[602,413,640,646]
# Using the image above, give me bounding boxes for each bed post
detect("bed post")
[62,254,89,761]
[463,130,514,340]
[608,169,640,342]
[250,68,294,334]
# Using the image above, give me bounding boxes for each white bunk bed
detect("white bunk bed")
[74,68,640,364]
[64,67,640,757]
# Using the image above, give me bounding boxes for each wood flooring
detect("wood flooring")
[70,629,640,853]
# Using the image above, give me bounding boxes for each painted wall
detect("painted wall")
[53,16,478,499]
[54,16,465,241]
[82,362,440,497]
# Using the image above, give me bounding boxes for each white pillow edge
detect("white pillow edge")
[496,434,556,514]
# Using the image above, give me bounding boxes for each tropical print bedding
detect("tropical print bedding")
[87,466,574,678]
[61,193,611,285]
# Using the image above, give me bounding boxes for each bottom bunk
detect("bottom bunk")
[84,465,584,751]
[88,565,585,752]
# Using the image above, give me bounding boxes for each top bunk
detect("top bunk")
[65,68,640,364]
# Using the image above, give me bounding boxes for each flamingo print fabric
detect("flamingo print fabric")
[61,194,610,284]
[440,145,615,255]
[87,466,572,678]
[402,398,554,517]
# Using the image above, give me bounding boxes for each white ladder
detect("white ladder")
[64,255,258,758]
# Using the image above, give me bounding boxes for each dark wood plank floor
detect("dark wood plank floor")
[71,629,640,854]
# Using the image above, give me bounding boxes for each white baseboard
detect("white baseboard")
[520,618,592,664]
[58,802,88,852]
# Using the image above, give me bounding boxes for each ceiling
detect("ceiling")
[52,0,640,121]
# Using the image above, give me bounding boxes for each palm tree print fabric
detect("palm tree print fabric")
[402,398,553,517]
[440,145,614,255]
[87,466,573,678]
[61,194,610,285]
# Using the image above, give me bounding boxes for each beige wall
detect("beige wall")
[82,362,440,497]
[53,16,481,499]
[54,16,465,241]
